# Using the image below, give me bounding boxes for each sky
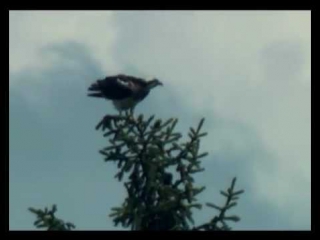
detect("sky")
[9,10,311,230]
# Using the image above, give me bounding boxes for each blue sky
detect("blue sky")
[9,10,311,230]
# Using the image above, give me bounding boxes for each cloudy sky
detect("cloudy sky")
[9,10,311,230]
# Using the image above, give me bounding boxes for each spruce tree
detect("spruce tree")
[29,112,244,231]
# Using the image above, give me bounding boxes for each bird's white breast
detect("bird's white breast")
[112,98,139,111]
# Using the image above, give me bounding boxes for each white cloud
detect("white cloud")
[9,10,121,113]
[112,10,311,228]
[9,10,119,76]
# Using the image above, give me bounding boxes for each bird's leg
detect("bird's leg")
[129,107,134,117]
[123,110,129,117]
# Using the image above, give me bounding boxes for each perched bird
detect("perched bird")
[88,74,163,114]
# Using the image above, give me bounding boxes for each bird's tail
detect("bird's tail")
[87,81,104,98]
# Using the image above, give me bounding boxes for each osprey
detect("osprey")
[88,74,163,113]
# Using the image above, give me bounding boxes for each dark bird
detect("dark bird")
[88,74,163,114]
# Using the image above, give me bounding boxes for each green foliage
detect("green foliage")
[195,177,244,230]
[96,113,244,230]
[28,205,75,230]
[28,112,244,231]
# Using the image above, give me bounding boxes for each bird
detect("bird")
[87,74,163,114]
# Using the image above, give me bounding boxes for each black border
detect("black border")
[7,1,313,11]
[7,6,314,236]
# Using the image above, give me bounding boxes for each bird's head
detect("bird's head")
[147,78,163,90]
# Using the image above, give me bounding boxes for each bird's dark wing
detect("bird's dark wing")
[118,74,148,88]
[116,74,150,101]
[88,75,134,100]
